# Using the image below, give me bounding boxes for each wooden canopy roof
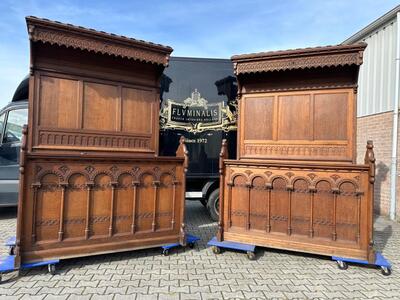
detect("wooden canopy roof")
[231,43,367,75]
[26,16,173,66]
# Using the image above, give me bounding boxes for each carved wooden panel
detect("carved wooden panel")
[239,89,354,162]
[220,158,374,261]
[33,72,158,155]
[18,153,186,263]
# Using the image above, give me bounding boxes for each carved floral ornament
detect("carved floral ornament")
[26,17,172,66]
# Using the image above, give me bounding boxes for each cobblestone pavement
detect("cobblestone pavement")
[0,201,399,299]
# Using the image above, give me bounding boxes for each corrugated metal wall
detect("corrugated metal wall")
[356,18,397,117]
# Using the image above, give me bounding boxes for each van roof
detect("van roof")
[12,76,29,102]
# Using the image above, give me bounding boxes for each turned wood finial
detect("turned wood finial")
[176,136,189,173]
[364,140,375,184]
[219,139,228,175]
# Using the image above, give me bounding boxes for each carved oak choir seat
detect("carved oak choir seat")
[15,17,188,267]
[218,43,377,262]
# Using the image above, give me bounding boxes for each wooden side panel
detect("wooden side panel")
[313,180,334,239]
[121,88,153,134]
[240,89,354,162]
[64,174,87,239]
[231,176,248,229]
[136,174,155,232]
[336,181,358,242]
[278,94,311,140]
[244,97,274,140]
[114,174,134,234]
[91,174,112,237]
[158,173,174,230]
[291,179,310,236]
[35,174,61,242]
[249,176,267,231]
[83,82,118,131]
[39,76,79,128]
[314,93,348,140]
[270,178,288,234]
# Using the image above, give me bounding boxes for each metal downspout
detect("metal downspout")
[389,12,400,220]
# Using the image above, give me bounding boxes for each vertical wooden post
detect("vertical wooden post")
[287,185,293,236]
[356,191,362,243]
[131,181,139,234]
[309,186,316,238]
[171,181,177,230]
[227,181,233,228]
[152,181,160,232]
[364,140,376,263]
[31,183,40,243]
[176,136,188,246]
[58,183,68,241]
[246,182,252,231]
[85,182,94,240]
[266,184,272,233]
[109,182,118,237]
[217,139,228,241]
[15,125,28,268]
[332,188,339,241]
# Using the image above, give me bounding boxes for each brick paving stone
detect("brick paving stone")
[66,295,91,300]
[158,292,180,300]
[1,296,22,300]
[82,286,106,295]
[91,295,114,300]
[0,202,399,299]
[14,287,41,295]
[37,287,64,295]
[180,292,202,300]
[136,294,158,300]
[43,295,69,300]
[114,294,137,300]
[20,296,45,300]
[60,287,85,295]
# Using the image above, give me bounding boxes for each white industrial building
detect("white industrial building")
[343,5,400,220]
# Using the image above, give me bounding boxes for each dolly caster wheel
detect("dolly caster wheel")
[381,266,391,276]
[48,264,56,275]
[337,260,348,270]
[212,246,221,254]
[246,251,256,260]
[188,243,195,249]
[162,249,169,256]
[8,246,15,256]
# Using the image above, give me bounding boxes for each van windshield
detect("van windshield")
[0,113,4,137]
[3,108,28,143]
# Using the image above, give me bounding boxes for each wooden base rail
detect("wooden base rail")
[217,140,376,262]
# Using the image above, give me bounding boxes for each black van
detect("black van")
[0,58,237,220]
[160,57,237,220]
[0,77,28,207]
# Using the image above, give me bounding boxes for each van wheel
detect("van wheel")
[207,189,219,222]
